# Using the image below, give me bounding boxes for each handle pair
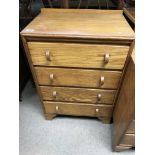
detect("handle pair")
[50,74,105,86]
[55,106,99,114]
[52,91,102,101]
[45,51,110,63]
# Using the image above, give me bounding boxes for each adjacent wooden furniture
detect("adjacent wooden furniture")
[21,9,134,123]
[19,0,32,101]
[123,7,135,30]
[123,7,135,24]
[113,45,135,151]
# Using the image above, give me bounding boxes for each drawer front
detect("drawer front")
[120,134,135,146]
[28,42,129,70]
[35,67,122,89]
[126,120,135,134]
[40,86,116,104]
[43,101,113,117]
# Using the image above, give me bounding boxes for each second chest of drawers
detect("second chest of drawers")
[21,9,134,123]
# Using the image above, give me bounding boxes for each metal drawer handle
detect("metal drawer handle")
[100,76,105,86]
[49,74,54,82]
[97,94,102,101]
[56,105,59,111]
[52,91,57,98]
[104,53,110,63]
[45,50,51,61]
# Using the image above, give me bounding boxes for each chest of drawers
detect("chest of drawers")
[21,9,134,123]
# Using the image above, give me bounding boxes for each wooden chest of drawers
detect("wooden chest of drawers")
[21,9,134,123]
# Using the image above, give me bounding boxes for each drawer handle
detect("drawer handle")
[49,74,54,82]
[104,54,110,63]
[45,50,51,61]
[52,91,57,98]
[56,105,59,111]
[97,94,102,101]
[100,76,104,86]
[96,108,99,113]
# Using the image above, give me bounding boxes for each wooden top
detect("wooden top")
[21,9,134,41]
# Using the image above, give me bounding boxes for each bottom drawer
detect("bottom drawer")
[43,101,113,118]
[120,134,135,146]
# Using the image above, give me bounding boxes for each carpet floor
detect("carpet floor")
[19,81,135,155]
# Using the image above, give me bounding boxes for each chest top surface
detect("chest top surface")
[21,8,134,41]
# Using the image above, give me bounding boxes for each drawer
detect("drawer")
[43,101,113,117]
[120,134,135,146]
[28,42,129,70]
[126,120,135,134]
[35,67,122,89]
[40,86,116,104]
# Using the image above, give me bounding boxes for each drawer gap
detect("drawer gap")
[39,84,117,91]
[43,100,113,106]
[34,65,123,71]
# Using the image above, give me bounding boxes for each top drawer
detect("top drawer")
[28,42,129,70]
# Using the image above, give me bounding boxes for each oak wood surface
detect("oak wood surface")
[98,117,112,124]
[21,9,134,41]
[43,101,113,118]
[28,42,129,70]
[20,8,135,128]
[21,36,46,114]
[40,86,116,104]
[126,120,135,134]
[112,41,134,110]
[120,134,135,146]
[44,113,56,120]
[113,49,135,150]
[35,67,122,89]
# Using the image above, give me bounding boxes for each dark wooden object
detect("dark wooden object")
[19,37,30,101]
[123,7,135,24]
[19,0,32,101]
[123,7,135,30]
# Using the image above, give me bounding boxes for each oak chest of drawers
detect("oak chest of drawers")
[21,9,134,123]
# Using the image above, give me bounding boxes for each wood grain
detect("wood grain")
[40,86,116,104]
[20,8,135,149]
[35,67,122,89]
[43,101,113,118]
[21,9,134,41]
[126,120,135,134]
[28,42,129,70]
[113,49,135,151]
[20,36,46,114]
[120,134,135,146]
